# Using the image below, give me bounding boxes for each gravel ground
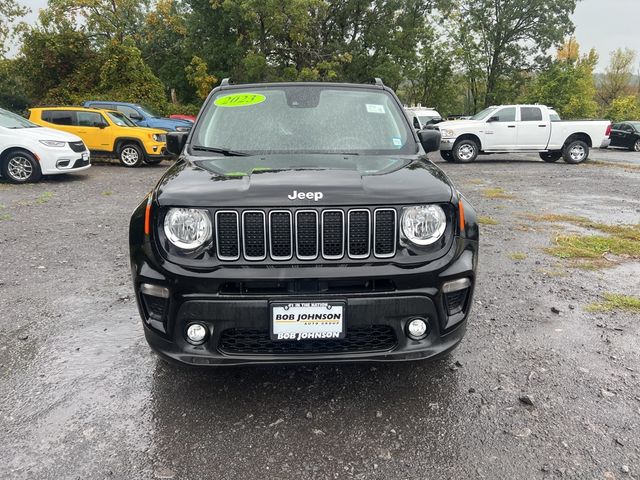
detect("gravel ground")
[1,151,639,480]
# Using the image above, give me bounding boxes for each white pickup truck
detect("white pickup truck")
[436,104,611,164]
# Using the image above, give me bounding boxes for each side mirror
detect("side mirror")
[487,116,499,123]
[417,129,441,153]
[166,131,188,156]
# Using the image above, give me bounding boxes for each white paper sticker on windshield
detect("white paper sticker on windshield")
[366,104,385,114]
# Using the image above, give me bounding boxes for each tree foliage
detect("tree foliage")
[0,0,29,57]
[452,0,578,108]
[523,39,598,119]
[597,48,638,109]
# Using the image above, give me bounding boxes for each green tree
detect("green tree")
[452,0,578,108]
[604,96,640,123]
[597,48,638,109]
[524,39,598,119]
[185,56,217,99]
[0,0,29,57]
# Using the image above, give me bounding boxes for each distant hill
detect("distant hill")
[593,73,640,87]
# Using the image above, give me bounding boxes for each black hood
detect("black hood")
[155,154,454,207]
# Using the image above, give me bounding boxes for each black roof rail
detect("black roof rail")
[220,78,230,86]
[374,77,384,86]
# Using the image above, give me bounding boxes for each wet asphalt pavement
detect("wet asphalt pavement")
[1,149,639,479]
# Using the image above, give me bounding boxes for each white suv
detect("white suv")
[0,108,90,184]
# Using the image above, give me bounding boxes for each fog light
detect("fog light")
[186,323,208,344]
[406,318,428,340]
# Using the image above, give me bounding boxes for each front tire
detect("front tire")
[1,151,42,184]
[539,152,562,163]
[118,143,144,168]
[440,150,454,162]
[452,139,479,163]
[562,140,589,164]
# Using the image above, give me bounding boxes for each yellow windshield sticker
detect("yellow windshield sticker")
[214,93,266,107]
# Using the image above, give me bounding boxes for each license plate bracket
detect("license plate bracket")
[270,301,346,341]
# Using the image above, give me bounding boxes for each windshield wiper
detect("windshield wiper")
[192,146,249,156]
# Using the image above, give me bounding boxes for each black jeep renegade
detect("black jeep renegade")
[129,80,478,366]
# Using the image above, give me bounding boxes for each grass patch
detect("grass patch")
[587,293,640,313]
[482,187,513,199]
[468,178,483,185]
[478,216,498,225]
[101,190,113,196]
[0,213,11,221]
[586,160,640,171]
[525,214,640,242]
[546,234,640,268]
[509,252,527,261]
[36,191,54,204]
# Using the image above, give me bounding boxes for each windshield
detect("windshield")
[191,86,416,155]
[418,115,440,125]
[106,111,137,127]
[0,109,40,129]
[470,107,498,121]
[629,122,640,131]
[137,105,160,118]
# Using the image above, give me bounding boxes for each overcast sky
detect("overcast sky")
[15,0,640,72]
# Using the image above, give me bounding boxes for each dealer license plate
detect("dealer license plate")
[271,302,345,341]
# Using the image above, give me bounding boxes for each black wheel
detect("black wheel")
[562,140,589,164]
[440,150,454,162]
[452,139,479,163]
[539,152,562,163]
[118,143,144,167]
[632,139,640,152]
[143,157,164,165]
[1,150,42,184]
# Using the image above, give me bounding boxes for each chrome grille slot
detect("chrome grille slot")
[348,209,371,258]
[269,211,293,260]
[373,208,396,258]
[322,210,344,259]
[242,211,266,260]
[215,211,240,260]
[295,210,319,260]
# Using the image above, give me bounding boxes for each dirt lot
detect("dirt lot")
[1,150,639,479]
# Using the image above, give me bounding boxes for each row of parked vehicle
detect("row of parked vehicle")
[0,102,193,184]
[405,104,620,164]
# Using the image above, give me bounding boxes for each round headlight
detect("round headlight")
[401,205,446,246]
[163,208,212,250]
[441,129,457,138]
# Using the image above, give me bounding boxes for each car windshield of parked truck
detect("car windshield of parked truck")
[106,111,137,127]
[629,122,640,131]
[191,86,415,156]
[418,115,440,125]
[0,109,40,129]
[138,105,160,118]
[470,107,497,121]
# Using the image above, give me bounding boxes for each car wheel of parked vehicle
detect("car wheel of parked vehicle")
[1,150,42,184]
[119,143,144,167]
[452,139,479,163]
[633,139,640,152]
[440,151,454,162]
[539,152,562,163]
[562,140,589,164]
[143,157,164,165]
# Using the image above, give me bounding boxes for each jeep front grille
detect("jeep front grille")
[213,207,398,262]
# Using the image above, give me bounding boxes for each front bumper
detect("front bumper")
[37,147,91,175]
[600,138,611,149]
[439,138,456,151]
[145,143,172,158]
[131,237,478,366]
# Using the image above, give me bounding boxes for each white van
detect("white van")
[405,106,443,130]
[0,108,90,184]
